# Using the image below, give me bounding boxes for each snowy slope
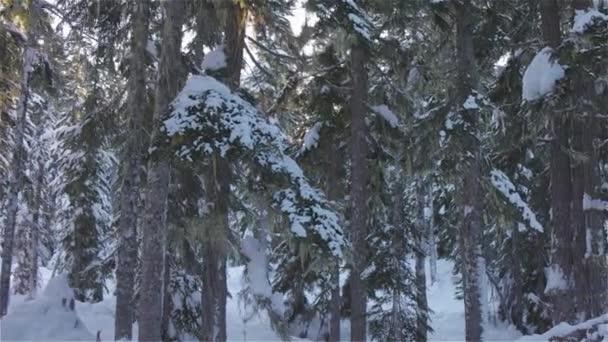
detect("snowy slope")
[2,259,523,341]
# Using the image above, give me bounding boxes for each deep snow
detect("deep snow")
[1,259,523,341]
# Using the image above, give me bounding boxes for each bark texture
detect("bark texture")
[114,0,149,339]
[539,0,578,324]
[454,1,483,340]
[137,1,185,340]
[349,41,369,342]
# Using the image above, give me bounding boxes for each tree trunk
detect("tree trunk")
[426,182,438,285]
[201,154,230,342]
[569,0,606,317]
[199,3,246,341]
[349,41,369,342]
[137,1,185,340]
[0,32,35,317]
[415,181,429,342]
[115,0,149,339]
[29,157,44,298]
[539,0,578,325]
[454,1,483,340]
[327,133,342,342]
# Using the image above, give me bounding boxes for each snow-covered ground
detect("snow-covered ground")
[1,259,523,341]
[427,260,521,341]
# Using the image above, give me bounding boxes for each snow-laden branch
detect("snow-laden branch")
[162,75,345,256]
[490,169,543,232]
[572,8,608,34]
[522,47,565,101]
[313,0,374,43]
[369,104,400,128]
[516,313,608,341]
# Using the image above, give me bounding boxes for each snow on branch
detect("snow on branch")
[162,75,345,256]
[572,8,608,34]
[490,169,543,232]
[522,47,565,101]
[583,193,608,211]
[343,0,374,42]
[369,104,400,128]
[297,122,323,157]
[313,0,374,43]
[516,313,608,341]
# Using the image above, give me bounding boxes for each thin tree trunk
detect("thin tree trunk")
[0,30,35,317]
[115,0,149,339]
[349,41,369,342]
[415,181,429,342]
[29,157,44,299]
[454,1,483,340]
[138,1,185,340]
[327,135,342,342]
[426,182,438,285]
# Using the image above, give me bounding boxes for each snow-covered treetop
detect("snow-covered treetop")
[162,75,345,256]
[522,47,565,101]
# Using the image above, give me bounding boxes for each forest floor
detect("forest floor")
[1,259,523,341]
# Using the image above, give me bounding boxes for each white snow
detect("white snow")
[463,95,479,110]
[2,258,533,342]
[490,169,544,232]
[572,8,608,34]
[298,122,323,156]
[544,265,569,293]
[427,260,523,342]
[164,75,345,256]
[1,274,95,341]
[517,313,608,341]
[146,39,158,60]
[370,104,400,128]
[201,45,227,71]
[522,47,565,101]
[583,193,608,211]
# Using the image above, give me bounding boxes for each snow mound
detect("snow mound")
[572,8,608,34]
[522,47,565,101]
[1,274,95,341]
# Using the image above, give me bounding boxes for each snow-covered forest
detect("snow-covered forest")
[1,0,608,341]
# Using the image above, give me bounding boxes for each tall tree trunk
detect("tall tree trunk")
[137,1,185,340]
[200,3,246,341]
[454,1,483,340]
[539,0,577,324]
[349,40,369,342]
[569,0,607,320]
[0,23,35,317]
[115,0,149,339]
[415,180,429,342]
